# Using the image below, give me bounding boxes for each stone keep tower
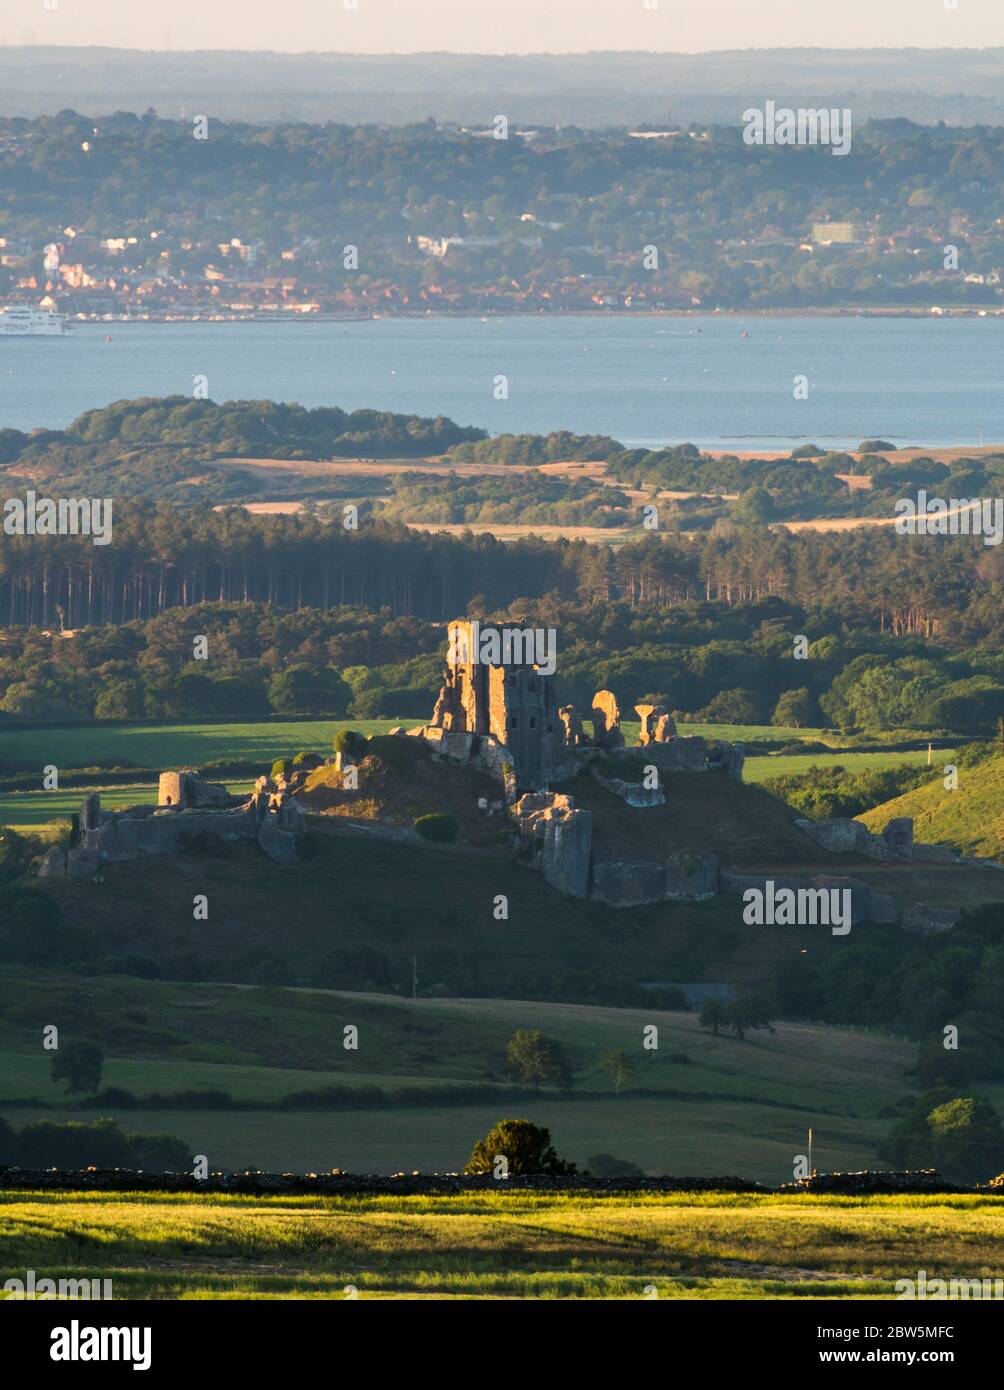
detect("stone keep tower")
[430,619,560,789]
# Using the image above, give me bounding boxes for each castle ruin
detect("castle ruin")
[412,618,737,797]
[38,769,305,879]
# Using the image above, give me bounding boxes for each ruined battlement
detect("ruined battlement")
[38,770,305,879]
[413,618,742,797]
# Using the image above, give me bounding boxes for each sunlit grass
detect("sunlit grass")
[2,1190,1001,1300]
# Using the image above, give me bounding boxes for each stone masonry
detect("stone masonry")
[38,770,305,879]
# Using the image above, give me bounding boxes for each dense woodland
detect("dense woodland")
[2,501,1002,633]
[4,404,1004,731]
[2,535,1004,732]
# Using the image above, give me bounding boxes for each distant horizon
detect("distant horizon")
[1,0,1002,55]
[3,41,1004,57]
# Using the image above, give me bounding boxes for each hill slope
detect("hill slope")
[0,972,917,1180]
[858,756,1004,861]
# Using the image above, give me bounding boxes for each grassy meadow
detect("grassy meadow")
[0,783,253,830]
[742,748,936,784]
[0,719,399,776]
[2,1189,1002,1299]
[0,978,920,1181]
[0,714,939,829]
[859,753,1004,860]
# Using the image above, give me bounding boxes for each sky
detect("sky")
[1,0,1003,54]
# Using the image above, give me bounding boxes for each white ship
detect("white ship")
[0,307,67,336]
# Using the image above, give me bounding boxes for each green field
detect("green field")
[0,718,399,774]
[0,978,921,1181]
[0,783,253,830]
[2,1189,1001,1299]
[0,718,842,777]
[744,749,937,783]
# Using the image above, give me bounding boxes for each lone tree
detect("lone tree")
[772,687,814,728]
[464,1119,576,1176]
[699,996,728,1036]
[728,992,775,1041]
[51,1042,104,1096]
[598,1047,635,1094]
[882,1092,1004,1185]
[505,1029,573,1089]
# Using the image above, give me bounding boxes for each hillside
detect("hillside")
[0,970,917,1180]
[34,827,839,994]
[858,755,1004,861]
[30,736,1004,998]
[562,772,840,868]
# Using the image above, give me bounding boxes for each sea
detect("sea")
[2,313,1002,451]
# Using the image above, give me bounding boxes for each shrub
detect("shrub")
[463,1118,576,1175]
[292,750,324,770]
[270,757,293,781]
[368,734,428,774]
[586,1153,644,1177]
[333,730,365,756]
[414,812,458,843]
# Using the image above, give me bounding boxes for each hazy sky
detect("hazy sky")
[2,0,1003,54]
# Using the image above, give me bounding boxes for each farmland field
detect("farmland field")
[2,1190,1001,1299]
[0,719,400,774]
[0,980,921,1181]
[0,783,253,830]
[743,749,937,783]
[0,717,902,779]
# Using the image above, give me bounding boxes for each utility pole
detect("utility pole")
[808,1127,814,1176]
[412,956,418,1000]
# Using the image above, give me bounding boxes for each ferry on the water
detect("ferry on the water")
[0,306,67,336]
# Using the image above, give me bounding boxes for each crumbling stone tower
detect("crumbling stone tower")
[430,619,560,789]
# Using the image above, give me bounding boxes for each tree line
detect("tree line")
[2,502,1003,635]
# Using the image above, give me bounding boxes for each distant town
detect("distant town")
[2,114,1004,320]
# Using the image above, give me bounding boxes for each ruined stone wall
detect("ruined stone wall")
[38,780,304,879]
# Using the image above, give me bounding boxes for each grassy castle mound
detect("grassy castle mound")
[858,754,1004,861]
